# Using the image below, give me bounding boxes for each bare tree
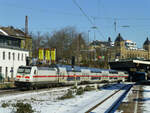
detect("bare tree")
[31,26,88,65]
[32,32,45,58]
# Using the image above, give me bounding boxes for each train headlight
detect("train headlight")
[25,76,30,79]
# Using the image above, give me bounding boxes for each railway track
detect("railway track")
[0,83,105,98]
[76,84,133,113]
[0,83,132,113]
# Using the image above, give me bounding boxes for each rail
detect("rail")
[85,84,132,113]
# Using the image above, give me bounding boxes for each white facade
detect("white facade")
[125,40,137,50]
[0,47,29,79]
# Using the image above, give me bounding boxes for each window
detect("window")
[18,53,20,61]
[12,53,15,60]
[3,52,5,60]
[11,67,13,78]
[5,67,8,78]
[22,53,23,61]
[17,67,31,74]
[8,52,11,60]
[34,70,36,74]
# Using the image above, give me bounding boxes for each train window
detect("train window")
[91,71,101,73]
[91,77,99,80]
[34,70,36,74]
[49,68,56,71]
[109,71,118,74]
[24,68,31,74]
[17,67,31,74]
[67,77,75,81]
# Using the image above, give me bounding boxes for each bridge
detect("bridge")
[109,60,150,81]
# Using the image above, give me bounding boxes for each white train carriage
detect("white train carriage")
[108,70,119,82]
[56,66,68,84]
[89,68,102,83]
[100,69,110,81]
[15,66,58,88]
[80,68,91,83]
[14,65,129,89]
[63,66,82,85]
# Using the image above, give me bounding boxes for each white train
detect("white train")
[14,65,128,89]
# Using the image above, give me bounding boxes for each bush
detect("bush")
[100,80,109,83]
[58,89,74,100]
[71,86,77,89]
[4,83,11,89]
[1,103,10,108]
[84,85,95,91]
[13,102,34,113]
[76,87,84,95]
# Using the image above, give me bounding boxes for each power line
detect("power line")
[93,17,150,21]
[72,0,94,25]
[72,0,105,39]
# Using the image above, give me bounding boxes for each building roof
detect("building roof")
[143,37,150,45]
[90,40,111,47]
[115,33,124,42]
[0,26,31,39]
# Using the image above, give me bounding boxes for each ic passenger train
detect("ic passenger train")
[14,65,128,89]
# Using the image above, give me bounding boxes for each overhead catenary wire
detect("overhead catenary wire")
[72,0,105,40]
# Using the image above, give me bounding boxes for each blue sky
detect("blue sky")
[1,0,150,47]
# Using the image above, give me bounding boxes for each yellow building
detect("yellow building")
[108,33,150,61]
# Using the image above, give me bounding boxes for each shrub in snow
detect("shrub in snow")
[76,87,84,95]
[1,103,10,108]
[71,86,77,89]
[13,102,34,113]
[58,89,74,100]
[84,85,95,91]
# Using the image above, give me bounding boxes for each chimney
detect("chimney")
[25,15,28,37]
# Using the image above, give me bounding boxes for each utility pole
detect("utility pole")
[91,17,97,61]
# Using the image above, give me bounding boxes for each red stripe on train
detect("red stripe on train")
[32,75,128,78]
[25,76,30,79]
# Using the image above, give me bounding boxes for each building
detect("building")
[89,37,113,61]
[108,33,150,61]
[0,26,32,57]
[0,48,29,81]
[0,26,30,81]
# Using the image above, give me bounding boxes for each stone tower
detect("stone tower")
[114,33,125,59]
[143,37,150,51]
[143,37,150,59]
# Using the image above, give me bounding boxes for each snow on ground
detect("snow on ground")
[0,84,126,113]
[141,86,150,113]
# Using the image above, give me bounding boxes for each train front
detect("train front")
[14,66,33,88]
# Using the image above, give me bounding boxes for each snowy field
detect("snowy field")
[0,84,128,113]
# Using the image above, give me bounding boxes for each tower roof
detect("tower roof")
[115,33,124,42]
[108,37,111,42]
[144,37,150,45]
